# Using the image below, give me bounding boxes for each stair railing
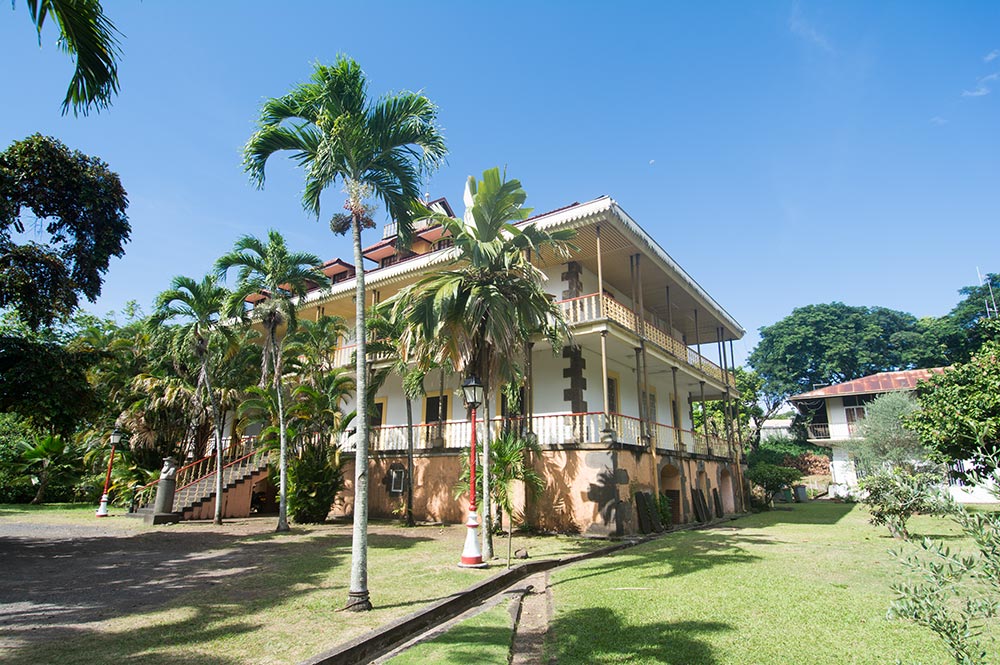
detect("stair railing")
[132,436,262,512]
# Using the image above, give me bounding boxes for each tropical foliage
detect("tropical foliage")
[388,167,574,556]
[244,56,446,610]
[0,134,129,329]
[217,230,329,532]
[14,0,122,114]
[858,467,945,539]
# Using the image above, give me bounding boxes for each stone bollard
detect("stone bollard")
[146,456,181,524]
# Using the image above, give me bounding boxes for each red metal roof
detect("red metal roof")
[788,367,948,401]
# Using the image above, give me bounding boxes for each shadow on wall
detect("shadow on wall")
[534,449,582,533]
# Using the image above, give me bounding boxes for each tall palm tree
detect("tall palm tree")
[284,315,348,389]
[19,0,122,115]
[389,168,574,557]
[243,57,446,610]
[153,274,231,525]
[216,230,329,532]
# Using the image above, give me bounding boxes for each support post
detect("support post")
[671,366,682,449]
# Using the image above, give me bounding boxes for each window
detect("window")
[370,399,386,429]
[424,394,449,424]
[606,374,620,414]
[433,238,454,251]
[389,468,405,494]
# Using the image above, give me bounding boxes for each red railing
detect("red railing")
[135,437,262,505]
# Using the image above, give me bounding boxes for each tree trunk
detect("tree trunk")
[273,334,290,532]
[200,354,226,526]
[347,212,373,611]
[405,395,414,527]
[30,466,49,505]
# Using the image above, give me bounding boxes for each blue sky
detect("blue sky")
[2,2,998,364]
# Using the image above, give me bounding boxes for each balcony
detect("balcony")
[558,293,736,387]
[338,412,736,460]
[806,424,830,440]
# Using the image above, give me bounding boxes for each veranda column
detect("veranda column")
[700,380,709,453]
[671,366,682,449]
[596,225,612,440]
[694,308,703,370]
[635,254,658,496]
[630,255,646,443]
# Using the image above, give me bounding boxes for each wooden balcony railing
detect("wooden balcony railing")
[338,412,735,459]
[558,293,735,387]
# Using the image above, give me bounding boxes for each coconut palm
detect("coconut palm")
[215,230,329,532]
[153,274,231,525]
[243,56,446,610]
[388,167,574,557]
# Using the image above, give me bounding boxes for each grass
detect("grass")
[387,598,514,664]
[545,502,999,664]
[0,509,601,665]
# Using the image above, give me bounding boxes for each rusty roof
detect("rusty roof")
[788,367,948,401]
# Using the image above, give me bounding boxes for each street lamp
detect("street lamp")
[459,375,487,568]
[95,429,123,517]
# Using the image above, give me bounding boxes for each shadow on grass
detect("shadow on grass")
[0,526,435,664]
[552,530,769,588]
[550,607,731,664]
[749,501,854,525]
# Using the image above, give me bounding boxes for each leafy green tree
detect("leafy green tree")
[216,230,329,532]
[1,134,129,329]
[0,334,99,435]
[12,0,122,115]
[744,463,802,507]
[243,57,446,611]
[933,272,1000,363]
[908,334,1000,475]
[153,274,231,525]
[389,168,574,558]
[858,467,945,539]
[847,392,929,476]
[18,433,84,503]
[748,302,945,400]
[0,414,38,502]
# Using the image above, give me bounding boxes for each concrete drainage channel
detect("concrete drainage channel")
[300,517,737,665]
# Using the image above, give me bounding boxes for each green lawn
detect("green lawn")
[387,598,514,664]
[546,502,998,664]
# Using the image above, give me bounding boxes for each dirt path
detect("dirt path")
[0,514,338,654]
[510,570,553,665]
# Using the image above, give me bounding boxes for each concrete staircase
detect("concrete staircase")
[131,440,269,521]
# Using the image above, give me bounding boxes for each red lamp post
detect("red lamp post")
[95,429,122,517]
[459,376,487,567]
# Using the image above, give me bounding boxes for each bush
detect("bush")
[745,463,802,506]
[749,436,830,475]
[859,467,945,539]
[656,492,672,528]
[287,443,344,524]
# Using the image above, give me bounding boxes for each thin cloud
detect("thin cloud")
[963,86,991,98]
[985,50,999,63]
[930,116,948,126]
[789,4,833,53]
[980,72,1000,83]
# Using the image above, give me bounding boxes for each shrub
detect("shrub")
[859,467,945,539]
[656,492,672,528]
[749,436,830,475]
[287,442,344,524]
[745,463,802,506]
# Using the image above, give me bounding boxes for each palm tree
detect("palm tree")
[284,315,348,389]
[153,274,231,525]
[18,0,122,115]
[389,168,574,558]
[216,230,329,532]
[243,57,446,610]
[18,434,84,504]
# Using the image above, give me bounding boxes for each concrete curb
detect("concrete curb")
[301,516,737,665]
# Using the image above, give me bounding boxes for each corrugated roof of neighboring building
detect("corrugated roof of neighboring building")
[788,367,948,401]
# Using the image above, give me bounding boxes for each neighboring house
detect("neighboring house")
[168,195,749,534]
[758,418,794,441]
[788,368,996,503]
